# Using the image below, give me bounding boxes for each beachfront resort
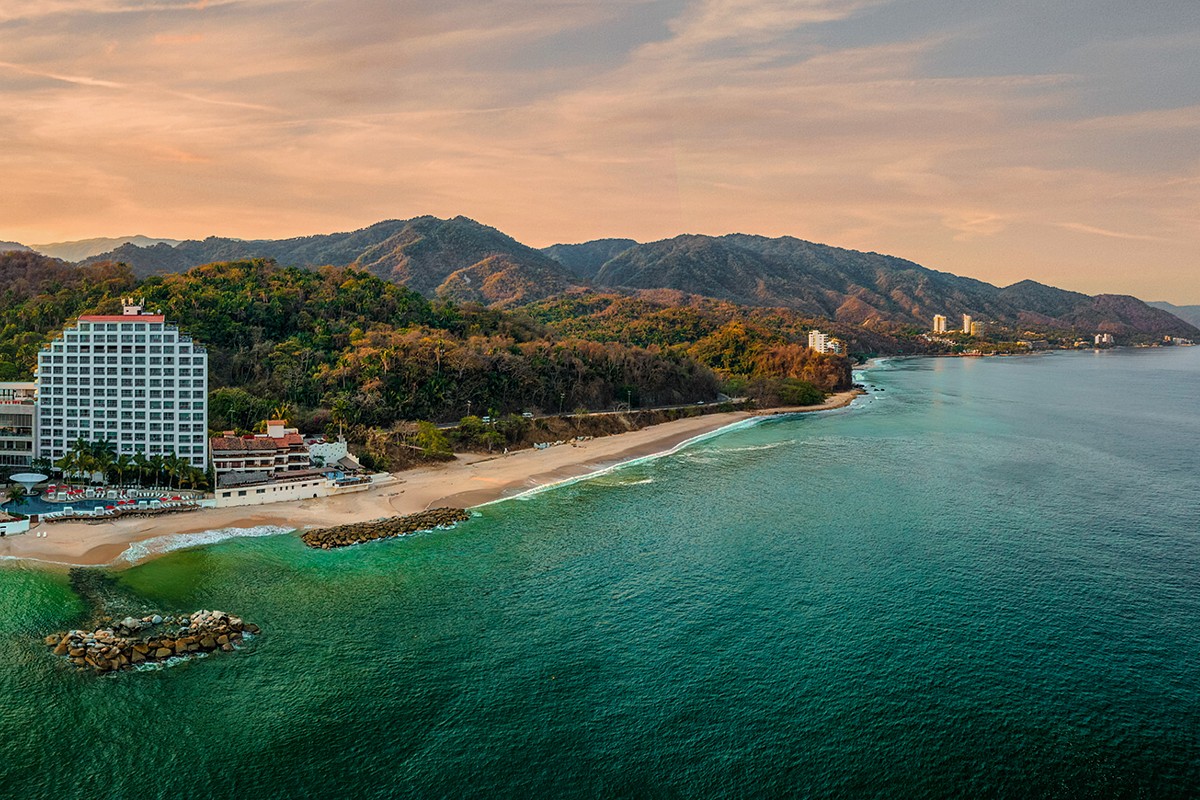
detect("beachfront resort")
[1,300,375,530]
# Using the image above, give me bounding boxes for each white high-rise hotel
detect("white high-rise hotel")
[35,300,209,469]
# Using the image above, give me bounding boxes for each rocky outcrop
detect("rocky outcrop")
[302,507,470,549]
[44,610,260,673]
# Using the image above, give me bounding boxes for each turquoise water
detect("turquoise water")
[2,349,1199,797]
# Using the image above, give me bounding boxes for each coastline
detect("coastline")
[0,390,862,569]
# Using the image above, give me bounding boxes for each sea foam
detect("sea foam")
[474,415,766,508]
[117,525,294,564]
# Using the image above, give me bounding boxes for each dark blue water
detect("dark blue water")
[2,348,1198,798]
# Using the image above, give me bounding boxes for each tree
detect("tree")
[778,378,825,406]
[133,453,151,487]
[5,485,27,507]
[413,422,451,456]
[114,454,134,487]
[148,455,166,488]
[54,451,78,483]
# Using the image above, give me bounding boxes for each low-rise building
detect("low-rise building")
[0,382,37,468]
[209,419,366,507]
[0,511,31,536]
[210,420,309,482]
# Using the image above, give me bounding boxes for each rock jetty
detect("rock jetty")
[44,609,260,673]
[301,507,470,549]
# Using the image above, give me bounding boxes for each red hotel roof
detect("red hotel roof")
[78,315,166,323]
[210,433,306,452]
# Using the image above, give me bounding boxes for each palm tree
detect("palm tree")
[148,455,166,489]
[114,454,134,488]
[179,464,207,492]
[91,447,115,487]
[163,454,182,490]
[5,485,27,508]
[133,453,150,488]
[55,451,78,484]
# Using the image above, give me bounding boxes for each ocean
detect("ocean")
[2,348,1198,798]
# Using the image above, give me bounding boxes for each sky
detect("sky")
[1,0,1198,301]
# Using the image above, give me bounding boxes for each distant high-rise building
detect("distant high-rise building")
[932,314,947,333]
[970,321,984,337]
[807,329,843,355]
[962,314,973,334]
[1094,333,1114,345]
[35,299,209,469]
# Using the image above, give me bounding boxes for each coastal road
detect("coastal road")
[435,398,746,429]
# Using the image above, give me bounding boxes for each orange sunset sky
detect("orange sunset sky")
[1,0,1197,301]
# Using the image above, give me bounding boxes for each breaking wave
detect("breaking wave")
[118,526,295,564]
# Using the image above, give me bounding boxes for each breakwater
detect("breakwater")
[45,610,260,673]
[301,507,470,549]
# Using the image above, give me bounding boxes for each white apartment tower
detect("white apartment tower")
[962,314,973,334]
[807,329,844,355]
[932,314,947,333]
[35,299,209,469]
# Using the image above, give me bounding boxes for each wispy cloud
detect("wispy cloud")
[0,0,1197,300]
[1055,222,1170,243]
[0,60,124,88]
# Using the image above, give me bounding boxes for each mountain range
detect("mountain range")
[7,216,1194,339]
[32,235,181,262]
[1148,301,1200,329]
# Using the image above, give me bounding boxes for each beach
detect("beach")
[0,391,860,568]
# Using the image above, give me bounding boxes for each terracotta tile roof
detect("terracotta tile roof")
[209,437,284,452]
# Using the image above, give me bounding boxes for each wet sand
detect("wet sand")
[0,391,861,568]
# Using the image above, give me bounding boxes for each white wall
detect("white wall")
[0,516,30,535]
[213,476,372,508]
[307,440,348,467]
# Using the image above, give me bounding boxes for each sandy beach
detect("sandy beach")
[0,391,861,568]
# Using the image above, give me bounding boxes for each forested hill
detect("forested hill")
[542,235,1199,339]
[0,253,853,428]
[81,216,580,307]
